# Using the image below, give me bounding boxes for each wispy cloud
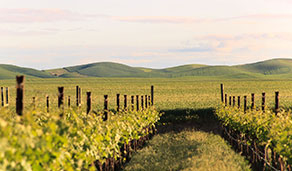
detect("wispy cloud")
[170,47,214,53]
[217,14,292,22]
[112,14,292,24]
[2,8,292,24]
[0,8,101,23]
[172,33,292,53]
[0,28,55,36]
[112,16,207,24]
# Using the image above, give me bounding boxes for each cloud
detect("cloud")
[170,47,214,53]
[217,14,292,22]
[172,33,292,54]
[0,28,55,36]
[0,8,101,23]
[2,8,292,25]
[112,16,207,24]
[112,14,292,24]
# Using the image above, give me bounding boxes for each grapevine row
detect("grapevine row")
[0,76,161,170]
[218,84,292,171]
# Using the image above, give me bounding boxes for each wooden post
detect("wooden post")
[5,87,8,106]
[78,87,81,106]
[136,95,139,111]
[16,76,24,116]
[220,84,224,103]
[46,96,49,113]
[76,86,79,107]
[251,93,255,110]
[1,87,3,107]
[262,92,265,112]
[229,96,232,106]
[148,96,151,106]
[116,94,120,112]
[104,95,108,121]
[131,95,134,111]
[244,96,247,113]
[151,85,154,106]
[238,96,240,108]
[68,96,71,107]
[145,95,148,108]
[124,95,127,110]
[233,96,235,107]
[225,94,227,106]
[275,91,279,115]
[32,97,36,109]
[141,95,144,110]
[87,92,91,114]
[58,87,64,109]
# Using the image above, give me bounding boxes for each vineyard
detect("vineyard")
[217,84,292,170]
[2,77,292,170]
[0,76,160,170]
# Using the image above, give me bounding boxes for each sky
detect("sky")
[1,0,292,69]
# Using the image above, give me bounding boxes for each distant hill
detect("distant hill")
[235,58,292,75]
[0,64,55,79]
[1,58,292,79]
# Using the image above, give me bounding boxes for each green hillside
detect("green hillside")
[1,58,292,79]
[65,62,148,77]
[235,58,292,75]
[159,64,207,73]
[0,64,55,80]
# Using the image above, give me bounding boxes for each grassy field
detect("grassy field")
[1,77,292,110]
[1,77,292,170]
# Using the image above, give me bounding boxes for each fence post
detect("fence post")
[58,87,64,109]
[275,91,279,115]
[220,84,224,103]
[116,94,120,112]
[238,96,240,109]
[151,85,154,106]
[79,87,81,106]
[225,94,227,106]
[76,86,79,107]
[145,95,148,108]
[229,96,232,106]
[233,96,235,107]
[16,76,24,116]
[5,87,9,106]
[87,92,91,114]
[124,95,127,110]
[251,93,255,110]
[68,96,71,107]
[136,95,139,111]
[131,95,134,111]
[104,95,108,121]
[1,87,3,107]
[148,96,151,106]
[141,95,144,110]
[244,96,247,113]
[262,92,265,112]
[46,96,49,113]
[32,97,36,109]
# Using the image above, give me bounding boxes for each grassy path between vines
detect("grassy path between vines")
[124,109,251,171]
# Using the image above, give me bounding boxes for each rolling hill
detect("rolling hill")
[0,64,55,80]
[1,58,292,79]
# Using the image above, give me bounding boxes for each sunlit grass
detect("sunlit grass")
[125,130,251,171]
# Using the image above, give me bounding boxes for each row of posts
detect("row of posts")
[220,84,280,114]
[15,76,155,119]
